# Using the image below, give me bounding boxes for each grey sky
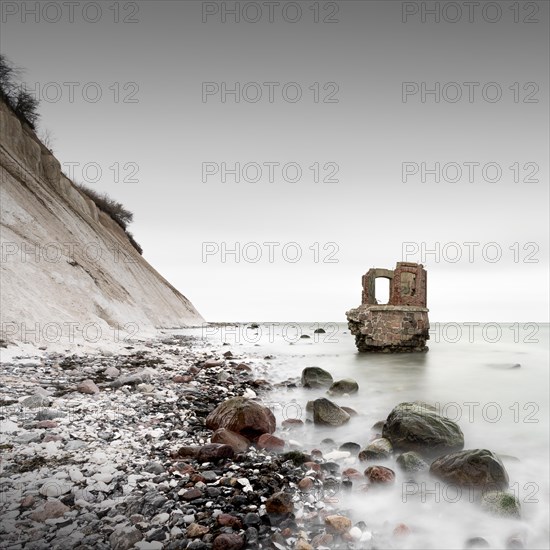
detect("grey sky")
[1,0,548,321]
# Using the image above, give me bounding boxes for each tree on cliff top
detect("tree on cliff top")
[0,54,40,128]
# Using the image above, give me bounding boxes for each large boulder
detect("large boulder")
[301,367,333,389]
[206,397,276,441]
[382,402,464,456]
[430,449,509,490]
[313,398,350,426]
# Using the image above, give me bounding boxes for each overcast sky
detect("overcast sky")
[1,0,548,322]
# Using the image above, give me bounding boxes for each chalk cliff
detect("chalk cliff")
[0,99,203,346]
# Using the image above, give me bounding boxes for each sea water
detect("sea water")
[180,322,550,549]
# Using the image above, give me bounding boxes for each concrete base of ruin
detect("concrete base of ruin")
[346,305,430,353]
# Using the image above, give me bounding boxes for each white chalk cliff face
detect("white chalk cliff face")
[0,99,204,346]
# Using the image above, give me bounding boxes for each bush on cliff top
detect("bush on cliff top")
[0,54,40,129]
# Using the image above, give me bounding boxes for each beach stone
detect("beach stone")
[206,397,276,440]
[212,533,244,550]
[30,499,69,522]
[173,375,193,383]
[383,402,464,456]
[480,491,521,518]
[465,537,490,549]
[313,398,350,426]
[359,438,393,461]
[298,477,314,492]
[342,468,364,480]
[211,428,250,452]
[364,465,395,484]
[396,451,429,473]
[282,418,304,428]
[430,449,509,489]
[325,515,352,534]
[76,379,99,394]
[301,367,333,389]
[203,359,224,368]
[341,406,358,416]
[256,433,285,452]
[295,539,313,550]
[104,366,120,378]
[266,491,293,515]
[311,534,333,547]
[21,395,52,408]
[393,523,411,537]
[217,514,242,529]
[112,372,151,388]
[328,378,359,395]
[186,523,209,538]
[181,487,203,501]
[339,442,361,455]
[36,420,58,429]
[177,446,199,459]
[197,443,234,462]
[109,526,143,550]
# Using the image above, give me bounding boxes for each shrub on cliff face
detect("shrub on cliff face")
[0,54,40,129]
[74,183,143,255]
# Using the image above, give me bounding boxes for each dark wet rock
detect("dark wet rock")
[396,451,429,473]
[281,418,304,428]
[339,441,361,455]
[300,334,311,339]
[364,465,395,484]
[279,451,312,466]
[481,491,521,518]
[177,446,200,459]
[144,461,165,474]
[301,367,333,389]
[181,487,203,501]
[206,397,276,440]
[328,378,359,395]
[313,398,350,426]
[465,537,490,549]
[197,444,235,462]
[217,514,242,529]
[430,449,509,490]
[243,512,261,527]
[213,533,245,550]
[211,428,250,453]
[383,401,464,456]
[359,438,393,461]
[265,491,293,515]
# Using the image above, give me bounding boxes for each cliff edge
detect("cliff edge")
[0,99,204,346]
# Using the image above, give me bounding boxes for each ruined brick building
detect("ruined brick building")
[346,262,430,352]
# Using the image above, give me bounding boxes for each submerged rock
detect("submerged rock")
[430,449,509,490]
[206,396,276,440]
[328,378,359,395]
[364,465,395,485]
[359,438,393,461]
[312,398,350,426]
[383,401,464,456]
[480,490,521,519]
[301,367,333,389]
[396,451,429,473]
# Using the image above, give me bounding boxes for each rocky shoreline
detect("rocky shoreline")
[0,334,529,549]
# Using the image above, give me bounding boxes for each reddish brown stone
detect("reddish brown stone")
[217,514,242,529]
[211,428,250,453]
[393,523,411,537]
[364,465,395,485]
[36,420,57,429]
[266,491,293,515]
[197,443,234,462]
[173,375,193,383]
[206,397,276,441]
[298,477,314,492]
[342,467,364,480]
[256,433,285,452]
[181,487,203,500]
[213,534,244,550]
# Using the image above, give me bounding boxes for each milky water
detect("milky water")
[179,322,550,549]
